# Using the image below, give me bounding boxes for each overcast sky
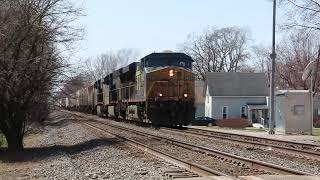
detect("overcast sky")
[72,0,277,63]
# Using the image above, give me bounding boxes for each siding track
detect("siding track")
[172,127,320,161]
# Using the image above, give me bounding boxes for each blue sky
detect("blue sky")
[73,0,275,61]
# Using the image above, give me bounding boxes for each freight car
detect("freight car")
[65,52,195,126]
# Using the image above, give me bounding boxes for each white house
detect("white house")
[204,72,269,125]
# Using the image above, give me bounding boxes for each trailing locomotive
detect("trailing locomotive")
[63,52,195,126]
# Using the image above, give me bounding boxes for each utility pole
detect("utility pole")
[269,0,277,134]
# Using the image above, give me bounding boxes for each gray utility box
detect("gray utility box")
[275,90,312,134]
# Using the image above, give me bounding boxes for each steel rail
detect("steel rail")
[178,127,320,160]
[66,110,315,176]
[186,127,319,147]
[85,119,312,176]
[82,122,235,179]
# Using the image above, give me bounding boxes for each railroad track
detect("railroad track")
[99,114,320,162]
[72,115,313,178]
[82,122,234,179]
[65,110,317,176]
[166,127,320,161]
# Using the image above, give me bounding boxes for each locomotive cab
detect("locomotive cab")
[141,52,195,126]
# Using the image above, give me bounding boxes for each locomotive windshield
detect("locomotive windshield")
[145,58,192,69]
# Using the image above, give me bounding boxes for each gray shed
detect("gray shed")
[275,90,312,134]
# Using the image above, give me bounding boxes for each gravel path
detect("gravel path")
[72,111,320,175]
[0,111,176,180]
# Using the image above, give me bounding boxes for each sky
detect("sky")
[72,0,275,63]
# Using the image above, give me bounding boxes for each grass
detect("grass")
[313,128,320,136]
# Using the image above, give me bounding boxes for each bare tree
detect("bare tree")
[180,27,251,80]
[239,65,257,73]
[251,45,271,73]
[280,0,320,32]
[247,45,272,85]
[117,48,139,66]
[61,74,89,95]
[84,49,139,83]
[84,53,117,83]
[279,0,320,95]
[0,0,82,151]
[276,31,320,94]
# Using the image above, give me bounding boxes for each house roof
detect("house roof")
[205,72,269,96]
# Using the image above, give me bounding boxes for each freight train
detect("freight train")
[61,52,195,126]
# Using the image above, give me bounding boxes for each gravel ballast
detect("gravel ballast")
[0,111,176,180]
[71,111,320,175]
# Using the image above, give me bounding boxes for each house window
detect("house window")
[241,106,247,118]
[222,106,228,119]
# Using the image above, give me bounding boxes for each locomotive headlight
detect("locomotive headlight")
[169,70,174,77]
[183,93,188,98]
[159,93,163,97]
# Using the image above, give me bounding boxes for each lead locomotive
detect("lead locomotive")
[64,52,195,126]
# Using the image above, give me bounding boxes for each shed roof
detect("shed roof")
[205,72,269,96]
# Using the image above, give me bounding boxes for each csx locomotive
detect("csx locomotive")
[62,52,195,126]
